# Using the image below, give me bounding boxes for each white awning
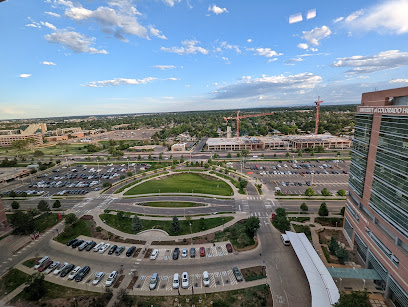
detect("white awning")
[286,231,340,307]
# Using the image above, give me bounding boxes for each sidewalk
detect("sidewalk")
[0,283,26,306]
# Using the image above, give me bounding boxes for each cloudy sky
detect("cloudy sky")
[1,0,408,119]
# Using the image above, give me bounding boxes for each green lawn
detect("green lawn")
[292,224,312,241]
[288,217,311,223]
[0,269,31,297]
[214,220,255,249]
[124,173,233,196]
[0,143,94,156]
[138,202,205,208]
[55,219,92,243]
[209,171,245,194]
[34,213,62,233]
[100,213,233,236]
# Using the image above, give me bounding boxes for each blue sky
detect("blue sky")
[1,0,408,119]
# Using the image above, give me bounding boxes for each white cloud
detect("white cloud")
[167,77,180,81]
[310,48,318,52]
[289,13,302,24]
[45,30,108,54]
[267,58,278,63]
[42,61,56,66]
[250,48,283,58]
[213,73,322,99]
[45,11,61,18]
[162,0,181,6]
[208,4,228,15]
[26,23,41,28]
[390,78,408,83]
[247,39,252,43]
[307,9,316,20]
[333,16,344,23]
[297,43,308,50]
[19,74,32,78]
[219,41,241,54]
[344,0,408,34]
[41,21,57,30]
[83,77,157,87]
[222,56,230,64]
[153,65,175,70]
[161,40,208,55]
[149,26,167,39]
[301,25,331,46]
[332,50,408,75]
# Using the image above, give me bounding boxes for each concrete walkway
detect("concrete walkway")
[0,283,26,307]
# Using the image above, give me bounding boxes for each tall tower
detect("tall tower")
[314,97,323,134]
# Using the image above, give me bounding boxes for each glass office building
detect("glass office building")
[345,87,408,307]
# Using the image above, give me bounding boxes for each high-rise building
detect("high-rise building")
[344,87,408,307]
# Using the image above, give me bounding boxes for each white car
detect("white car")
[181,272,189,289]
[202,271,210,287]
[99,243,110,254]
[44,261,60,274]
[53,262,68,275]
[93,242,105,252]
[150,249,159,260]
[34,256,49,270]
[105,271,118,287]
[92,272,105,285]
[68,266,81,280]
[181,248,188,258]
[173,273,180,289]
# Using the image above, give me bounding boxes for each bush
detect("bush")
[337,189,346,197]
[103,182,111,188]
[11,201,20,210]
[300,203,308,213]
[65,213,78,225]
[37,200,50,212]
[318,202,329,217]
[52,200,61,209]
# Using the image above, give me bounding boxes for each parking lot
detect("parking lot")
[234,159,350,195]
[1,162,154,198]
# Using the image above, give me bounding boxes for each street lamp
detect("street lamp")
[189,222,192,245]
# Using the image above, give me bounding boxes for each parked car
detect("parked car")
[99,243,110,254]
[66,238,78,246]
[149,273,159,290]
[202,271,210,287]
[72,240,84,249]
[226,243,233,253]
[172,273,180,289]
[60,264,75,277]
[34,256,50,270]
[53,262,68,275]
[200,247,206,257]
[115,246,125,256]
[108,245,117,255]
[181,272,189,289]
[68,266,81,280]
[75,266,90,282]
[126,246,136,257]
[92,272,105,285]
[189,248,196,258]
[233,267,243,282]
[105,271,118,287]
[44,261,60,274]
[38,259,53,272]
[181,248,188,258]
[78,241,91,251]
[150,249,159,260]
[93,242,105,252]
[85,241,96,251]
[172,248,180,260]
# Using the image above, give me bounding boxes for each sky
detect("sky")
[1,0,408,120]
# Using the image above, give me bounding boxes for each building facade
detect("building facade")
[344,87,408,307]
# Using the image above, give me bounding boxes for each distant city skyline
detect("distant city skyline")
[1,0,408,119]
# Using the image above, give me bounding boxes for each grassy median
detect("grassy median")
[136,202,205,208]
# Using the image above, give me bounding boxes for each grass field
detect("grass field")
[55,219,92,243]
[0,269,31,297]
[124,173,233,196]
[34,213,62,233]
[214,220,255,249]
[137,202,205,208]
[0,143,94,156]
[100,213,233,236]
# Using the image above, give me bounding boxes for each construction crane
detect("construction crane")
[224,111,275,137]
[314,96,323,135]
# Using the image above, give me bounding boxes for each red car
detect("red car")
[226,243,233,253]
[38,259,53,272]
[200,247,206,257]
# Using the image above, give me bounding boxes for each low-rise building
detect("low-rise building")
[171,143,186,151]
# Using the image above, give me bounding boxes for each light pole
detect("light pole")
[189,222,192,245]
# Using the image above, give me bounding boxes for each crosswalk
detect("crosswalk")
[247,196,262,200]
[250,212,270,217]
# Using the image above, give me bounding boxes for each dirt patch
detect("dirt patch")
[113,275,125,289]
[241,266,267,282]
[318,229,359,264]
[192,232,215,244]
[234,237,258,252]
[127,275,138,290]
[144,248,152,258]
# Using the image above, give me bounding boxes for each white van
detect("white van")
[93,242,105,252]
[202,271,210,287]
[173,273,180,289]
[281,234,290,246]
[34,256,49,269]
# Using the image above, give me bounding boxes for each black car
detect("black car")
[66,238,78,246]
[85,241,96,251]
[75,266,90,282]
[126,246,136,257]
[115,246,125,256]
[108,245,118,255]
[60,264,75,277]
[172,248,180,260]
[72,240,84,249]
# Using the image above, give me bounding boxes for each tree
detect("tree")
[127,171,132,177]
[11,201,20,210]
[261,153,264,158]
[300,203,308,213]
[103,182,111,188]
[120,174,125,180]
[334,291,370,307]
[321,188,331,196]
[273,153,277,158]
[236,152,241,158]
[241,150,249,157]
[337,189,346,197]
[298,149,303,157]
[52,200,61,209]
[9,211,35,234]
[180,155,184,163]
[137,155,141,160]
[171,216,180,233]
[238,178,248,191]
[65,213,78,225]
[24,272,47,301]
[33,150,45,157]
[37,200,50,212]
[227,153,232,158]
[336,246,349,264]
[305,187,315,197]
[132,216,143,232]
[9,190,17,198]
[245,216,260,237]
[310,151,315,156]
[56,159,61,164]
[117,211,124,220]
[340,206,345,216]
[273,208,291,232]
[329,236,339,255]
[148,154,152,160]
[285,152,290,157]
[213,153,218,158]
[318,202,329,216]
